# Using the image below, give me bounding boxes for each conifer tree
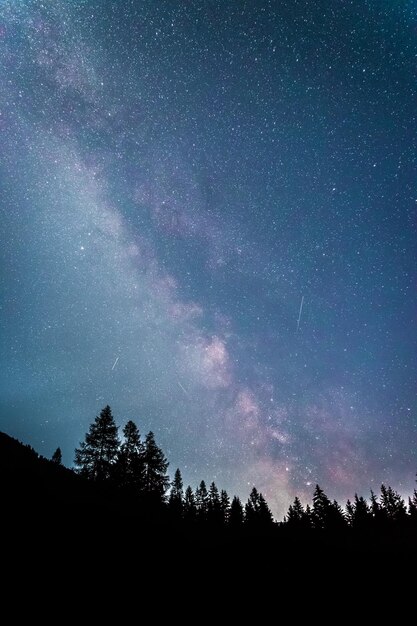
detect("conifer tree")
[305,504,313,527]
[184,486,197,523]
[346,494,371,529]
[220,489,230,524]
[245,487,259,526]
[245,487,273,527]
[286,496,310,530]
[195,480,209,520]
[311,485,344,530]
[143,431,169,500]
[370,489,380,519]
[74,405,120,481]
[207,482,222,525]
[346,499,354,525]
[51,447,62,465]
[408,490,417,522]
[229,496,244,528]
[169,468,184,518]
[328,499,346,530]
[258,492,274,525]
[116,420,145,491]
[380,484,407,523]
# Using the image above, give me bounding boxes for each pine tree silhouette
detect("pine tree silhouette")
[229,496,244,528]
[346,499,354,524]
[311,485,345,530]
[220,489,230,524]
[370,489,380,517]
[195,480,209,521]
[286,496,310,530]
[380,484,407,523]
[329,499,346,530]
[184,486,197,524]
[346,494,371,529]
[74,405,120,481]
[51,447,62,465]
[207,482,222,525]
[305,504,313,528]
[245,487,273,528]
[143,431,169,501]
[408,490,417,523]
[115,420,145,492]
[258,492,273,526]
[169,468,184,519]
[245,487,258,526]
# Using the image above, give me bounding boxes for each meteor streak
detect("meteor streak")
[296,296,304,332]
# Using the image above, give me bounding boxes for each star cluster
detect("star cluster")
[0,1,416,517]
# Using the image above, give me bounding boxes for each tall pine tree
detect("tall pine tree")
[311,485,345,531]
[245,487,273,528]
[51,447,62,465]
[207,482,222,525]
[380,484,407,523]
[169,468,184,519]
[220,489,230,524]
[408,490,417,523]
[346,494,371,529]
[115,420,145,492]
[143,431,169,501]
[312,485,332,530]
[195,480,209,521]
[184,486,197,523]
[74,406,120,481]
[286,496,310,530]
[229,496,244,528]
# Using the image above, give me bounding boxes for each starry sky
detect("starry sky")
[0,0,416,517]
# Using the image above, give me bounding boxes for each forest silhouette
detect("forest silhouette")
[2,405,417,562]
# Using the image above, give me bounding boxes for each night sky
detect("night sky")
[1,1,416,517]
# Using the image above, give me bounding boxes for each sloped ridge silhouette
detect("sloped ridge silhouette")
[0,431,98,515]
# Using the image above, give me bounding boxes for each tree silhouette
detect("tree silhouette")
[258,492,274,526]
[305,504,312,526]
[245,487,258,526]
[74,405,120,481]
[184,485,197,523]
[143,431,169,500]
[287,496,303,523]
[380,484,407,523]
[220,489,230,524]
[346,499,354,524]
[207,482,223,525]
[229,496,244,528]
[195,480,209,521]
[115,420,145,492]
[329,499,346,530]
[370,489,381,521]
[312,484,331,529]
[311,485,345,530]
[346,494,371,529]
[408,490,417,523]
[169,468,184,519]
[51,447,62,465]
[286,496,310,530]
[245,487,273,528]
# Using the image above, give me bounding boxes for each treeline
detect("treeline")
[72,405,273,527]
[70,405,417,532]
[285,484,417,533]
